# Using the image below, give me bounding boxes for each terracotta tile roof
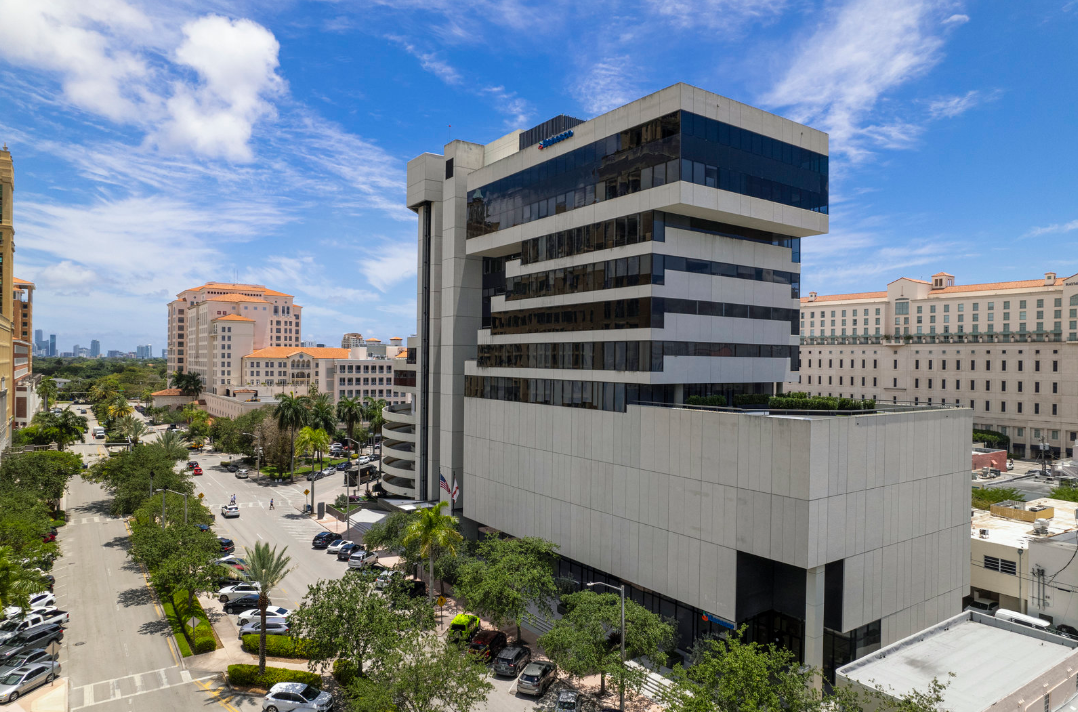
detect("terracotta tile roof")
[932,272,954,277]
[177,282,294,298]
[205,294,268,303]
[366,338,381,342]
[244,346,352,359]
[890,277,931,285]
[151,388,185,396]
[13,277,33,287]
[260,289,293,297]
[234,388,257,393]
[214,314,254,321]
[801,291,887,304]
[394,351,409,358]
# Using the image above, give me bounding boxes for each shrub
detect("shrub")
[170,589,216,655]
[227,664,321,689]
[685,395,727,407]
[972,486,1025,510]
[974,429,1010,450]
[733,394,770,407]
[768,396,875,411]
[157,589,193,657]
[241,634,312,659]
[333,658,358,685]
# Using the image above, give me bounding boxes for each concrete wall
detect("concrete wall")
[464,401,972,647]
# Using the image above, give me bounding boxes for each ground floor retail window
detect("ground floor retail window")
[822,620,881,685]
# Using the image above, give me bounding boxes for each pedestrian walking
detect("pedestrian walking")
[269,498,274,510]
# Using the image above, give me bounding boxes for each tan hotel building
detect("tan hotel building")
[791,271,1078,458]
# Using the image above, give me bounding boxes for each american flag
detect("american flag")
[439,474,451,495]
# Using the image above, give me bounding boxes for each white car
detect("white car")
[262,682,333,712]
[237,607,290,626]
[3,594,55,619]
[326,539,353,555]
[235,469,249,479]
[357,456,371,465]
[347,548,378,569]
[375,570,401,590]
[221,504,240,518]
[217,582,262,602]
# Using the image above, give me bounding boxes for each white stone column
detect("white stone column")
[805,564,826,688]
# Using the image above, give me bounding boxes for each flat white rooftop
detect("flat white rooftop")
[972,497,1078,548]
[839,613,1077,712]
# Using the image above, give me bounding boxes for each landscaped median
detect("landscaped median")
[159,587,217,656]
[241,634,312,659]
[227,664,320,690]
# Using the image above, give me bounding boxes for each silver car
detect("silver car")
[0,661,61,704]
[493,645,531,677]
[0,648,56,677]
[239,619,289,639]
[262,681,333,711]
[517,661,557,696]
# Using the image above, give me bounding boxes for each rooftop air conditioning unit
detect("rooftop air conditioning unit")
[979,529,990,539]
[982,466,990,476]
[1034,519,1050,535]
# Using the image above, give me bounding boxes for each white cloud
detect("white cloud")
[926,89,997,119]
[761,0,965,160]
[481,86,532,127]
[1023,219,1078,238]
[0,0,155,122]
[360,242,417,292]
[644,0,787,31]
[573,55,639,116]
[154,15,284,161]
[942,13,970,23]
[34,260,99,297]
[387,35,462,85]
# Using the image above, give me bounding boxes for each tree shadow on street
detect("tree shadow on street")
[102,535,130,550]
[117,586,154,608]
[70,499,113,517]
[137,618,173,636]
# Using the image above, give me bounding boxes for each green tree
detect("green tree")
[152,430,190,461]
[55,409,89,448]
[37,377,58,411]
[85,444,194,516]
[0,450,81,505]
[971,486,1025,510]
[362,396,386,439]
[295,426,330,475]
[0,545,48,611]
[288,569,433,678]
[244,542,294,674]
[306,393,337,435]
[456,535,559,641]
[336,397,364,446]
[402,501,463,602]
[540,589,675,697]
[346,625,493,712]
[170,371,204,398]
[274,393,307,481]
[117,415,150,444]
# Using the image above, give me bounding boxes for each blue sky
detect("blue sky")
[1,0,1075,353]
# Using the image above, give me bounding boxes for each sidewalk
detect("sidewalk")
[189,594,313,678]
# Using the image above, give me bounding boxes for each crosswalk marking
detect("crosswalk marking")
[69,667,216,710]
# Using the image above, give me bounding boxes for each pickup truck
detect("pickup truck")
[0,609,68,644]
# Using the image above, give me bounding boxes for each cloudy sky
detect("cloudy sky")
[1,0,1074,353]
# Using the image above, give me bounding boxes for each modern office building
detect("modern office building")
[48,334,55,357]
[135,344,152,359]
[90,340,100,358]
[406,84,972,677]
[791,272,1078,458]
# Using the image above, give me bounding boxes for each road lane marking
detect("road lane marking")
[194,679,242,712]
[70,670,217,710]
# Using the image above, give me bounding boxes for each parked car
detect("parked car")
[227,464,238,473]
[261,681,333,712]
[468,630,508,661]
[375,570,401,590]
[197,524,211,533]
[217,582,261,602]
[192,466,203,476]
[237,607,290,627]
[336,543,358,561]
[326,539,352,555]
[235,469,249,479]
[556,690,582,712]
[447,614,480,644]
[238,619,289,639]
[0,661,61,704]
[0,625,64,665]
[218,537,235,554]
[223,595,263,615]
[335,462,349,471]
[1056,624,1078,640]
[0,610,69,644]
[0,649,57,677]
[187,461,198,470]
[221,504,240,518]
[965,597,999,614]
[311,532,336,549]
[517,661,557,696]
[347,548,377,569]
[493,645,531,677]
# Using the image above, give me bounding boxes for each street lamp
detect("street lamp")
[156,488,189,526]
[586,581,626,712]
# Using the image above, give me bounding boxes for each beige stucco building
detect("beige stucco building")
[0,147,19,449]
[792,272,1078,458]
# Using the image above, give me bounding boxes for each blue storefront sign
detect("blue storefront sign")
[538,129,573,150]
[701,611,735,630]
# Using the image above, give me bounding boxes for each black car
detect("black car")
[218,537,235,554]
[0,625,63,663]
[197,524,211,532]
[336,543,358,560]
[226,464,238,473]
[312,532,336,549]
[222,594,262,614]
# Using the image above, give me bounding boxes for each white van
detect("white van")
[995,609,1052,631]
[93,426,106,440]
[965,596,999,614]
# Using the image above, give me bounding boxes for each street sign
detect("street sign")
[187,617,201,631]
[303,489,310,495]
[436,596,446,607]
[45,640,61,658]
[197,492,204,499]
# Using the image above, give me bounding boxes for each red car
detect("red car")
[192,466,203,476]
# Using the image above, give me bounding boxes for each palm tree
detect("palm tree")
[55,410,88,449]
[170,371,204,398]
[118,415,149,444]
[402,501,463,602]
[274,393,307,481]
[0,546,46,611]
[38,377,58,412]
[308,398,336,437]
[336,396,363,446]
[89,383,117,405]
[243,542,293,674]
[107,396,133,422]
[154,430,188,461]
[362,396,387,437]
